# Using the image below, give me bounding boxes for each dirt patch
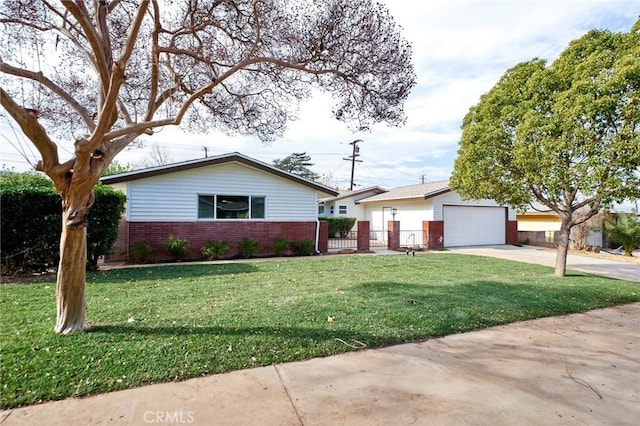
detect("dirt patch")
[569,249,640,264]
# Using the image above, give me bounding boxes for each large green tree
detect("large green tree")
[0,0,415,333]
[272,152,320,180]
[450,20,640,277]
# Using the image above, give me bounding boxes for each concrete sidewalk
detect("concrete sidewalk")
[2,303,639,426]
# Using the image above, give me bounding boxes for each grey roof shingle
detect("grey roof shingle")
[357,180,450,203]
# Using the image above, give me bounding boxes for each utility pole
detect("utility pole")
[343,139,363,190]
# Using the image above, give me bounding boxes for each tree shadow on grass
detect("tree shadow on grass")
[87,277,638,345]
[357,278,636,316]
[88,262,259,284]
[88,323,388,348]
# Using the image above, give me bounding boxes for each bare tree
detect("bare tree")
[0,0,415,333]
[138,142,173,169]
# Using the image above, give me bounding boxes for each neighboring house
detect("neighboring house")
[516,203,638,248]
[516,209,563,247]
[357,180,517,248]
[101,152,338,262]
[318,186,386,221]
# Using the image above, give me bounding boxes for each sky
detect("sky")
[1,0,638,191]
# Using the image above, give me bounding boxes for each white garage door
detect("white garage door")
[444,206,506,247]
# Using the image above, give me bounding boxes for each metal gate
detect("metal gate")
[327,230,390,250]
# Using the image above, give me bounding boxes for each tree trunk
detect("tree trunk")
[555,220,572,277]
[54,208,91,334]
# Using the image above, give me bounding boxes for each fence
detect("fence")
[327,230,389,250]
[398,230,424,248]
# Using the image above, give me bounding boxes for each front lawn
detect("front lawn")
[1,253,638,408]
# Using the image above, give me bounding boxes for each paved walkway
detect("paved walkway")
[2,246,639,425]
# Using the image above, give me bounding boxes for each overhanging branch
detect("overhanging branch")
[0,60,94,129]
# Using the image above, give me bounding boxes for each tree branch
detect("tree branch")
[145,0,162,121]
[62,1,111,97]
[0,60,94,129]
[0,86,73,183]
[104,118,176,141]
[85,0,149,153]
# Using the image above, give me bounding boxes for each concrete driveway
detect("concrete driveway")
[446,245,640,282]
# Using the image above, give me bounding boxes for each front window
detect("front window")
[338,205,347,215]
[198,195,265,219]
[198,195,215,219]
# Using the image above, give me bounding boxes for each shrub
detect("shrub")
[273,237,291,256]
[295,239,315,256]
[87,185,126,270]
[238,238,259,259]
[164,235,190,259]
[320,217,357,237]
[131,241,151,263]
[0,172,125,272]
[604,213,640,256]
[201,240,230,260]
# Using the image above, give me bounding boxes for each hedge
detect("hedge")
[319,216,357,237]
[0,172,126,273]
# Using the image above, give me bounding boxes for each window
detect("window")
[198,195,265,219]
[318,205,325,215]
[198,195,215,219]
[338,205,347,215]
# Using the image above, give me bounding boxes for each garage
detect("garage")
[444,205,506,247]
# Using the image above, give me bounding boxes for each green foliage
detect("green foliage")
[2,254,639,408]
[451,23,640,210]
[201,240,230,260]
[450,22,640,276]
[272,152,320,180]
[102,160,133,176]
[321,217,357,237]
[604,213,640,256]
[87,185,126,270]
[164,235,190,259]
[237,238,259,259]
[0,172,60,272]
[273,237,292,256]
[295,239,315,256]
[0,173,125,272]
[131,241,151,263]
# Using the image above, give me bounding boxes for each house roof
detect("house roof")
[100,152,339,196]
[357,180,451,203]
[318,186,386,203]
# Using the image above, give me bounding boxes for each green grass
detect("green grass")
[1,253,638,408]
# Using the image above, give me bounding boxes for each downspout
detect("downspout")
[315,218,321,255]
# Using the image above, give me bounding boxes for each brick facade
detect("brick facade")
[388,221,400,250]
[422,220,445,249]
[507,220,518,245]
[121,221,322,262]
[357,221,370,252]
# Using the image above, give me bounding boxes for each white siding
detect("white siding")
[124,162,318,221]
[432,192,516,221]
[364,199,434,232]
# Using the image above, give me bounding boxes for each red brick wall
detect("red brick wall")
[318,220,328,253]
[388,221,400,250]
[128,221,319,262]
[423,220,444,249]
[357,221,370,252]
[507,220,518,245]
